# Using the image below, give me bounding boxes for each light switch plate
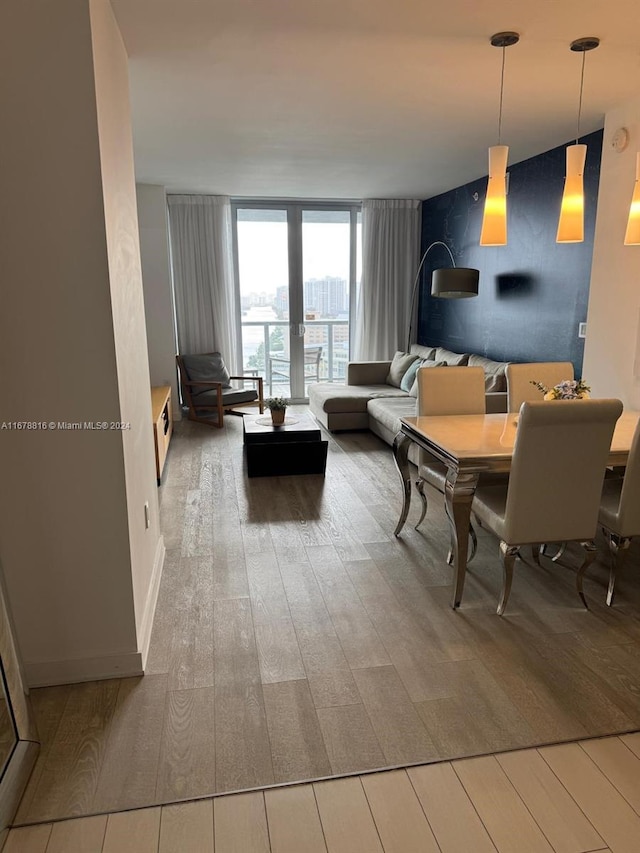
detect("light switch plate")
[578,322,587,338]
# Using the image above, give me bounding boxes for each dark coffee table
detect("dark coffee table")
[243,413,328,477]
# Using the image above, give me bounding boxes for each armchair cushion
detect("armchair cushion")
[191,388,259,409]
[181,352,231,394]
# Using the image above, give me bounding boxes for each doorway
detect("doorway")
[232,202,361,402]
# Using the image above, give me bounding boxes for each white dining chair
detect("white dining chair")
[506,361,574,413]
[415,366,486,560]
[471,399,623,614]
[598,418,640,605]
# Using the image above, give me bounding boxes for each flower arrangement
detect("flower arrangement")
[530,379,591,400]
[265,396,289,411]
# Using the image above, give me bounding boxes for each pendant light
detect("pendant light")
[556,37,600,243]
[480,31,519,246]
[624,152,640,245]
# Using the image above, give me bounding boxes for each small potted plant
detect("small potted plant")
[265,396,289,426]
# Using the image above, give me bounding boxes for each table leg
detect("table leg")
[392,432,412,536]
[444,467,479,608]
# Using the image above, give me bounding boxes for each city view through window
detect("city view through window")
[235,207,361,400]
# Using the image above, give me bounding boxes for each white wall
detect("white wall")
[89,0,164,664]
[583,96,640,408]
[0,0,162,685]
[137,184,181,418]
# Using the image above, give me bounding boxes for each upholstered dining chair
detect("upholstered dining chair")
[598,417,640,605]
[471,398,623,614]
[506,361,574,413]
[415,366,486,560]
[176,352,264,428]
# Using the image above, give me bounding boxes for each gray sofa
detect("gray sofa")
[309,345,508,456]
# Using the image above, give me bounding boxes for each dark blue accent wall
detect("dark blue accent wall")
[418,130,603,377]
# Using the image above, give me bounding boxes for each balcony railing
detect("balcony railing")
[241,319,349,397]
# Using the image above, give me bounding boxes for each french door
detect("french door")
[232,202,361,402]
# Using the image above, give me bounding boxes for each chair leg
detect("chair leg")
[540,542,567,563]
[414,478,428,529]
[498,542,518,615]
[531,544,542,566]
[216,387,224,428]
[575,540,598,608]
[604,532,631,607]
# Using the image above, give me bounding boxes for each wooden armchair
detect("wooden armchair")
[176,352,264,428]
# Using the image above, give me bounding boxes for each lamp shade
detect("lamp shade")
[557,144,586,243]
[431,267,479,298]
[480,145,509,246]
[624,152,640,246]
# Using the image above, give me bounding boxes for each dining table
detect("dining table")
[392,409,640,609]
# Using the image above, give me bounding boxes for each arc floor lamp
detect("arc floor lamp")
[406,241,479,351]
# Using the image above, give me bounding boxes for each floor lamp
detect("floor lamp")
[406,241,479,351]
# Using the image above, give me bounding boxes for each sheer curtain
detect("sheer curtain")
[354,199,421,360]
[167,195,242,372]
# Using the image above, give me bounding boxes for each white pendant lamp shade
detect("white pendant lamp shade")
[480,32,519,248]
[556,37,599,244]
[480,145,509,246]
[556,144,586,243]
[624,152,640,246]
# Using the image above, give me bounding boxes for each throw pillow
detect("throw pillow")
[409,344,437,361]
[386,351,418,388]
[435,347,470,366]
[182,352,232,394]
[409,360,448,397]
[467,353,508,392]
[400,358,426,392]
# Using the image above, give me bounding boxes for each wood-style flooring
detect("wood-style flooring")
[8,733,640,852]
[14,410,640,825]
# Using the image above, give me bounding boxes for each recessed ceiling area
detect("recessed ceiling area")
[110,0,640,199]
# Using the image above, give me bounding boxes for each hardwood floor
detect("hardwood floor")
[7,733,640,852]
[14,411,640,824]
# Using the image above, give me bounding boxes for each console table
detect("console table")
[151,385,173,485]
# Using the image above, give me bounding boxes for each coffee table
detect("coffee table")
[243,413,328,477]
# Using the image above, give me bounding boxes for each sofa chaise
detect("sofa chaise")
[309,345,509,458]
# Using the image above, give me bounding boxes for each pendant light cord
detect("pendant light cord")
[497,45,506,145]
[575,50,586,144]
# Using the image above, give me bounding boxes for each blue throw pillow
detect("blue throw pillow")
[400,359,424,392]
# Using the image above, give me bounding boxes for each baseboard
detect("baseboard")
[24,651,144,688]
[24,538,165,688]
[139,535,166,670]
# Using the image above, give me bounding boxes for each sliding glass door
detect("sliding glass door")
[233,202,361,402]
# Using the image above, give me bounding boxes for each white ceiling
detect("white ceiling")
[110,0,640,200]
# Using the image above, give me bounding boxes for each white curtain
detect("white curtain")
[354,199,421,360]
[167,195,242,372]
